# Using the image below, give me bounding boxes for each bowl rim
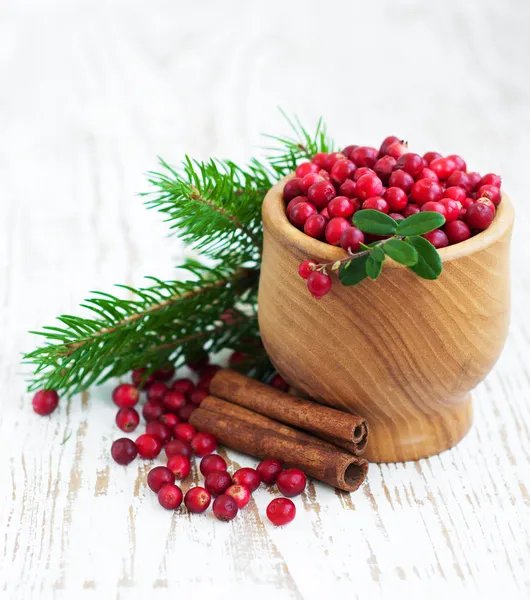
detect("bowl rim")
[262,175,515,266]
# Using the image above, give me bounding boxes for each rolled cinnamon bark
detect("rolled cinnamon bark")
[189,403,368,492]
[210,369,369,455]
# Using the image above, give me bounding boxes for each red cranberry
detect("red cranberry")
[205,471,232,496]
[190,432,217,457]
[462,197,475,210]
[165,439,192,459]
[446,170,471,192]
[341,146,358,160]
[173,422,196,443]
[277,469,306,497]
[389,212,405,221]
[158,484,183,510]
[423,229,449,248]
[111,438,138,465]
[225,484,251,508]
[388,169,414,194]
[286,196,307,217]
[142,401,164,422]
[131,368,154,389]
[410,179,443,205]
[189,388,209,406]
[184,487,211,513]
[167,454,191,479]
[444,220,471,244]
[146,421,172,445]
[213,494,238,522]
[307,181,336,210]
[112,384,139,408]
[228,351,250,367]
[298,260,317,280]
[160,413,179,427]
[147,382,168,404]
[162,390,186,414]
[320,207,330,219]
[304,214,328,239]
[325,152,347,170]
[379,135,400,156]
[177,404,196,422]
[351,146,378,168]
[423,151,442,165]
[283,178,303,202]
[340,226,364,252]
[290,202,318,229]
[256,458,283,485]
[232,467,261,493]
[307,271,332,299]
[394,153,424,178]
[327,196,355,219]
[465,203,494,230]
[171,379,195,397]
[477,197,496,215]
[477,184,501,206]
[147,466,175,493]
[338,179,357,198]
[270,373,289,391]
[418,167,439,182]
[325,217,350,246]
[32,390,59,416]
[311,152,330,169]
[362,197,389,213]
[196,365,221,390]
[467,172,482,191]
[153,364,175,382]
[384,187,408,212]
[444,186,466,203]
[373,155,397,184]
[135,433,162,459]
[356,173,383,199]
[295,162,319,178]
[267,498,296,526]
[447,154,467,172]
[331,159,356,184]
[299,173,324,195]
[402,204,421,217]
[115,407,140,432]
[385,141,408,160]
[440,198,461,222]
[420,201,447,218]
[200,453,227,476]
[479,173,501,188]
[353,167,376,181]
[429,157,457,181]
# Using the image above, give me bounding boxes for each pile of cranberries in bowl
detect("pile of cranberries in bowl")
[283,136,502,252]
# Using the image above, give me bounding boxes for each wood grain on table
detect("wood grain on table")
[1,0,529,598]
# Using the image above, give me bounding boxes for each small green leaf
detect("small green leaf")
[406,236,443,280]
[396,211,446,236]
[353,210,397,236]
[331,260,341,271]
[366,255,383,280]
[371,246,386,262]
[383,239,419,266]
[339,255,369,286]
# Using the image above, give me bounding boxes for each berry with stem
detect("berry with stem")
[307,271,332,299]
[340,227,364,252]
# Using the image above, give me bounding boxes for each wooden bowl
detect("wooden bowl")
[258,177,514,463]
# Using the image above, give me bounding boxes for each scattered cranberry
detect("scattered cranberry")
[440,198,461,222]
[205,471,232,496]
[232,467,261,493]
[184,487,211,513]
[307,181,336,210]
[307,271,332,299]
[158,484,183,510]
[189,388,209,406]
[111,438,138,465]
[423,229,449,249]
[171,379,195,397]
[295,162,319,178]
[420,201,447,218]
[32,389,59,416]
[167,454,191,479]
[338,179,357,198]
[213,494,238,522]
[146,421,172,445]
[290,202,318,229]
[388,169,414,194]
[131,368,154,389]
[479,173,501,188]
[225,484,251,508]
[298,260,317,280]
[270,373,289,391]
[142,401,164,422]
[340,226,364,252]
[351,146,378,168]
[385,141,408,159]
[277,469,307,497]
[282,178,303,202]
[256,458,283,485]
[362,197,389,213]
[356,173,383,199]
[477,184,501,206]
[165,439,192,459]
[331,159,356,184]
[465,203,494,230]
[267,498,296,526]
[147,466,175,493]
[200,453,227,476]
[328,196,355,219]
[190,432,217,457]
[325,217,350,245]
[410,179,443,205]
[162,390,186,414]
[304,214,328,239]
[429,157,456,181]
[444,186,466,203]
[423,151,442,165]
[159,413,179,427]
[146,382,168,404]
[135,433,162,459]
[384,187,408,212]
[115,407,140,432]
[394,153,424,178]
[402,204,421,217]
[153,364,175,382]
[112,384,139,408]
[178,404,196,422]
[444,220,471,244]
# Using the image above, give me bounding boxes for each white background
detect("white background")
[1,1,529,598]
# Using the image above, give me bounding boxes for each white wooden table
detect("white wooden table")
[1,1,530,598]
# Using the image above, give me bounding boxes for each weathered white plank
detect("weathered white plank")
[1,0,530,598]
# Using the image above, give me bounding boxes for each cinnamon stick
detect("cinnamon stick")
[189,404,367,492]
[210,369,369,455]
